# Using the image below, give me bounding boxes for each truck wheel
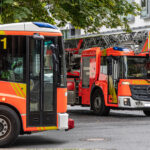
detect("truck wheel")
[143,110,150,116]
[92,89,110,116]
[0,105,20,147]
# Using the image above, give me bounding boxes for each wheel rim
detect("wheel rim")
[94,96,101,112]
[0,115,11,140]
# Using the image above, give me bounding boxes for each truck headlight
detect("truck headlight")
[65,92,68,96]
[123,98,131,106]
[122,82,130,85]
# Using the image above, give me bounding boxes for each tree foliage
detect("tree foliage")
[0,0,141,32]
[0,0,55,24]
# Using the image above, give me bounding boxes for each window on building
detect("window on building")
[141,0,150,18]
[71,28,75,36]
[62,30,69,39]
[126,0,135,21]
[120,0,135,21]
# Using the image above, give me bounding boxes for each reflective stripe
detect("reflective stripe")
[144,41,148,52]
[37,126,57,131]
[45,126,58,130]
[0,31,5,35]
[18,83,26,97]
[14,83,24,97]
[108,76,117,103]
[10,83,26,98]
[10,83,20,97]
[101,49,107,56]
[0,93,25,100]
[21,114,26,116]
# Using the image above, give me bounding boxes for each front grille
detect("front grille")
[130,85,150,101]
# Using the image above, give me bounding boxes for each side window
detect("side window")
[126,0,135,21]
[82,57,90,87]
[58,37,67,87]
[44,40,53,76]
[141,0,150,18]
[90,58,96,79]
[0,36,26,82]
[119,57,124,79]
[100,57,107,74]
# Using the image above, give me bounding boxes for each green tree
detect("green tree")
[0,0,55,24]
[0,0,141,32]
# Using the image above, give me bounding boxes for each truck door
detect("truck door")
[81,57,90,105]
[108,58,118,104]
[82,57,96,105]
[27,37,57,127]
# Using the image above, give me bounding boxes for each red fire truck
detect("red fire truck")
[67,31,150,116]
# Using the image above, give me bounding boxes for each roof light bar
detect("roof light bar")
[33,22,57,29]
[113,47,130,52]
[113,47,123,51]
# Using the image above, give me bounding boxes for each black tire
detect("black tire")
[92,89,110,116]
[143,110,150,116]
[0,105,20,147]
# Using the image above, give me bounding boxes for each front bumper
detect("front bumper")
[58,113,68,130]
[118,96,150,109]
[58,113,74,130]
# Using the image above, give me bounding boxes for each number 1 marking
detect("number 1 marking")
[1,38,7,49]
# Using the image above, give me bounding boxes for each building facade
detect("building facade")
[61,0,150,39]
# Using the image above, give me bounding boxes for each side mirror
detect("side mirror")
[107,56,112,75]
[33,33,44,40]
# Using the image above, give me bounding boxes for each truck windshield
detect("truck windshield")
[123,56,150,79]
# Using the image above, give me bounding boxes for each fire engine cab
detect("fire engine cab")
[67,46,150,116]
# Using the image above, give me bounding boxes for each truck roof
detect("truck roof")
[82,47,135,57]
[0,22,61,33]
[102,47,135,56]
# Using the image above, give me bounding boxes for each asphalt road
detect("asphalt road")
[11,106,150,150]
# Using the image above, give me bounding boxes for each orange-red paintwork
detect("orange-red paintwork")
[57,88,67,113]
[77,46,150,108]
[139,32,150,53]
[0,30,67,132]
[67,33,150,109]
[0,81,26,114]
[141,38,148,52]
[118,80,132,97]
[149,32,150,50]
[118,79,150,97]
[0,80,67,132]
[101,47,135,56]
[0,30,62,36]
[80,47,100,105]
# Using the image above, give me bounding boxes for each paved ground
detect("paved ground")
[10,106,150,149]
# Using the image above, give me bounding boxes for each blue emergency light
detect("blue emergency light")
[33,22,57,29]
[113,47,130,51]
